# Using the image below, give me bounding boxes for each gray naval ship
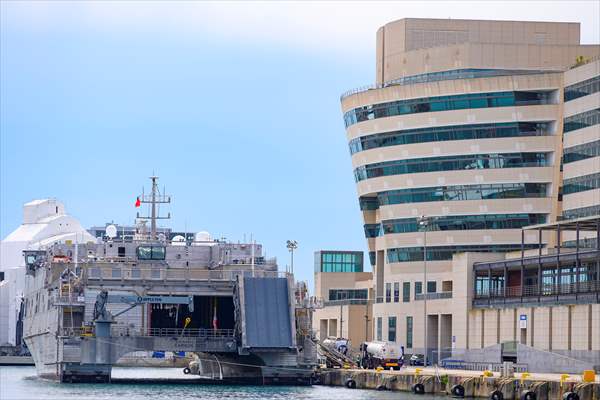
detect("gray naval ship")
[21,177,316,383]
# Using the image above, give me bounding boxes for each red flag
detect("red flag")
[135,197,141,208]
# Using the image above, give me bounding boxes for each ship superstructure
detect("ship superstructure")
[21,177,316,383]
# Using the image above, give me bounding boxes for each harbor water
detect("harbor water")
[1,366,437,400]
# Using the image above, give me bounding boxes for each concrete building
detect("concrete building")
[339,18,599,370]
[312,251,373,347]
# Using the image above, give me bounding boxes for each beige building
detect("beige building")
[312,250,373,347]
[339,18,599,371]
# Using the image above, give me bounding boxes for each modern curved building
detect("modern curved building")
[340,18,599,362]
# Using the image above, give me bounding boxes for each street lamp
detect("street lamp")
[418,215,430,367]
[286,240,298,275]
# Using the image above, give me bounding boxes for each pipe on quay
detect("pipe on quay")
[316,369,600,400]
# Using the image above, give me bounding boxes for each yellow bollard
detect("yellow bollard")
[415,368,422,376]
[376,366,383,372]
[520,372,530,384]
[482,370,493,377]
[582,370,595,383]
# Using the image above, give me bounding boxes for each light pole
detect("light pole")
[418,215,430,367]
[286,240,298,275]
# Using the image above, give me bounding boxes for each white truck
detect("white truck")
[359,341,404,370]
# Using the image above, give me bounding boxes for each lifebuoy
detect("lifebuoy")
[562,392,579,400]
[521,390,536,400]
[345,378,357,389]
[412,383,425,394]
[183,367,191,375]
[451,384,465,398]
[489,390,504,400]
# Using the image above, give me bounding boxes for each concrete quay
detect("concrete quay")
[318,367,600,399]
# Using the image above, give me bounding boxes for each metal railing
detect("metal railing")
[84,267,288,282]
[415,291,453,301]
[474,280,600,298]
[60,326,235,339]
[52,295,86,306]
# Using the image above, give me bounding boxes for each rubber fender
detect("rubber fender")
[521,390,536,400]
[562,392,579,400]
[451,384,465,398]
[412,383,425,395]
[345,378,357,389]
[183,367,191,375]
[376,384,387,391]
[489,390,504,400]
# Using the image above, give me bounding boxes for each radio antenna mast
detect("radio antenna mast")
[136,176,171,240]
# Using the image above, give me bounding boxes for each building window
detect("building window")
[343,90,552,127]
[564,75,600,101]
[427,281,437,293]
[387,244,540,263]
[393,282,400,303]
[385,283,392,303]
[563,108,600,133]
[136,245,166,260]
[368,251,376,266]
[562,140,600,164]
[354,152,549,182]
[318,251,364,272]
[388,317,397,342]
[328,289,368,301]
[406,316,413,348]
[378,213,546,236]
[403,282,411,302]
[415,282,423,296]
[349,122,549,154]
[376,317,382,341]
[563,172,600,195]
[563,205,600,219]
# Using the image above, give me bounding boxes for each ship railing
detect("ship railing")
[84,267,289,282]
[52,295,86,306]
[59,326,236,339]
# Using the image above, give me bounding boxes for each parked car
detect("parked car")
[409,353,428,366]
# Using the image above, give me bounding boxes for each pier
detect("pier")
[318,367,600,399]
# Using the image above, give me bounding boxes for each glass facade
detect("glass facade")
[315,251,364,272]
[362,183,548,210]
[354,152,549,182]
[349,122,549,154]
[376,317,382,341]
[406,316,413,348]
[388,316,397,342]
[563,108,600,133]
[344,90,552,127]
[387,244,540,263]
[328,289,368,301]
[385,282,392,303]
[563,205,600,219]
[376,213,546,236]
[402,282,410,303]
[563,172,600,195]
[564,75,600,101]
[393,282,400,302]
[562,140,600,164]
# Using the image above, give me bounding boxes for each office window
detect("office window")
[376,317,382,341]
[563,108,600,133]
[393,282,400,303]
[406,316,413,348]
[427,281,437,293]
[385,283,392,303]
[388,317,397,342]
[415,282,423,296]
[403,282,411,302]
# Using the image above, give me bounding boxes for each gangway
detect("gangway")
[313,338,357,368]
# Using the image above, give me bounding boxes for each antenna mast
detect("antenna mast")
[136,176,171,240]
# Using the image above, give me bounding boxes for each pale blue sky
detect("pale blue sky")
[1,1,599,287]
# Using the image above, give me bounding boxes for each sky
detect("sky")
[1,1,599,289]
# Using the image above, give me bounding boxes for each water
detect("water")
[1,366,438,400]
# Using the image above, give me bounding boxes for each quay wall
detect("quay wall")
[318,369,600,400]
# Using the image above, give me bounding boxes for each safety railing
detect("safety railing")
[84,267,288,283]
[60,326,235,339]
[52,295,86,306]
[415,291,453,301]
[474,280,600,298]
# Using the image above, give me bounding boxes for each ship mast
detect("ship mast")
[136,176,171,240]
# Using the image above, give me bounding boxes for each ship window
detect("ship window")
[111,268,121,278]
[151,269,161,279]
[118,247,126,257]
[131,268,141,279]
[137,246,166,260]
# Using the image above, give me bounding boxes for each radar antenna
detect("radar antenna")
[136,176,171,240]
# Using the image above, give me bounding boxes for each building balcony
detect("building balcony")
[415,291,453,300]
